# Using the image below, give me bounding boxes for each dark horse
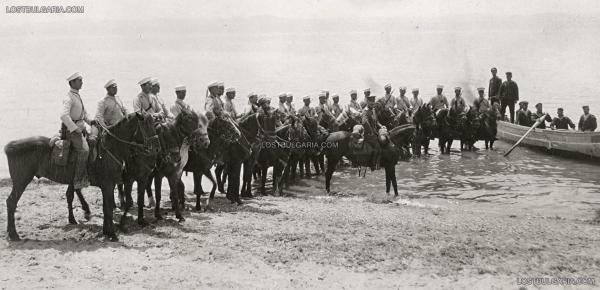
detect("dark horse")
[411,104,437,156]
[122,109,209,225]
[5,112,160,241]
[435,107,467,154]
[461,108,498,151]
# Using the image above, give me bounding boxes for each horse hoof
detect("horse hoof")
[177,216,185,222]
[137,219,148,227]
[108,234,119,242]
[195,205,202,212]
[68,217,78,225]
[84,212,92,221]
[8,232,21,241]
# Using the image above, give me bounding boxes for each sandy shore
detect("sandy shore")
[0,171,599,290]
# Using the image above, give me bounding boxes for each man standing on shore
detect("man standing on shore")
[61,72,91,189]
[578,105,597,132]
[531,103,552,129]
[429,85,449,114]
[498,71,519,123]
[488,67,502,106]
[551,108,575,130]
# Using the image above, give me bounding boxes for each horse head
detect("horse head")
[130,111,161,155]
[415,104,437,136]
[302,115,319,140]
[177,109,210,150]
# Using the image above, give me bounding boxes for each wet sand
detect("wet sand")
[1,142,599,289]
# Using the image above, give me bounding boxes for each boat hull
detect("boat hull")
[497,121,600,159]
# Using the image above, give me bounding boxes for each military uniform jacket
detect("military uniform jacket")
[331,103,343,117]
[95,94,127,127]
[224,98,238,118]
[489,76,503,98]
[133,92,161,114]
[429,94,449,111]
[410,97,423,114]
[396,95,411,112]
[516,109,532,126]
[551,116,575,130]
[450,97,467,113]
[499,80,519,102]
[348,100,362,112]
[379,94,396,109]
[531,111,552,129]
[61,88,90,132]
[298,105,316,118]
[205,95,224,121]
[579,114,598,132]
[170,99,191,118]
[473,98,491,113]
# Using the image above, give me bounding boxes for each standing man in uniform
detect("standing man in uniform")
[170,86,191,118]
[61,72,91,189]
[498,71,519,123]
[347,90,362,113]
[134,77,162,119]
[429,85,449,114]
[223,88,239,119]
[298,96,316,118]
[531,103,553,129]
[488,67,502,106]
[551,108,576,130]
[578,105,597,132]
[330,94,343,118]
[95,79,128,128]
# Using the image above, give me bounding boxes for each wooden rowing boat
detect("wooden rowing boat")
[497,121,600,159]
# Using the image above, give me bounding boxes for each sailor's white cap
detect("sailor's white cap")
[175,85,186,92]
[349,90,357,95]
[67,72,82,82]
[399,86,407,91]
[412,88,419,92]
[287,92,293,97]
[318,91,327,98]
[138,77,152,85]
[150,78,159,86]
[363,88,371,93]
[454,86,462,91]
[384,83,392,89]
[226,87,236,93]
[303,95,310,101]
[208,81,220,88]
[332,94,340,99]
[436,85,444,89]
[279,92,287,98]
[248,92,257,98]
[104,79,117,88]
[477,87,485,91]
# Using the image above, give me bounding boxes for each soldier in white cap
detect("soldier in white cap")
[223,87,238,119]
[298,96,316,118]
[429,85,449,113]
[395,87,411,113]
[243,92,259,117]
[317,91,334,124]
[170,86,191,118]
[277,92,289,116]
[95,79,128,129]
[331,94,343,118]
[150,78,173,120]
[360,88,371,109]
[410,88,423,116]
[133,77,162,118]
[379,84,395,110]
[347,90,362,113]
[204,81,225,122]
[285,93,296,116]
[473,87,491,114]
[450,87,468,113]
[61,72,91,189]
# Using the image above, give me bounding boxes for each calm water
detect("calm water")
[1,19,599,217]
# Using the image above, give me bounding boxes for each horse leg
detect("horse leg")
[298,154,305,178]
[490,139,495,150]
[325,156,339,194]
[385,169,391,196]
[167,174,184,221]
[101,183,118,242]
[215,164,225,194]
[154,172,163,221]
[203,170,217,212]
[6,174,33,241]
[177,179,185,211]
[447,139,453,154]
[137,178,148,226]
[193,171,204,197]
[390,166,398,196]
[423,138,430,155]
[75,189,91,221]
[66,185,77,225]
[146,171,156,208]
[260,165,268,196]
[303,155,311,177]
[318,155,325,176]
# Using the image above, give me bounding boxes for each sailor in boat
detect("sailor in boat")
[531,103,553,129]
[61,72,91,189]
[515,101,533,126]
[578,105,598,132]
[550,108,576,130]
[170,86,191,118]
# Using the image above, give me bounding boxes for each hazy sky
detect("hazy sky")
[2,0,600,25]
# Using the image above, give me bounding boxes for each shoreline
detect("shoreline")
[1,168,599,289]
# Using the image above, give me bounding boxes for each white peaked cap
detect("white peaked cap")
[150,78,159,85]
[138,77,152,85]
[349,90,357,94]
[104,79,117,88]
[67,72,82,82]
[226,87,236,93]
[412,88,419,92]
[437,85,444,89]
[208,81,220,88]
[175,86,186,92]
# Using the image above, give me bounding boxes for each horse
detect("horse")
[280,116,310,184]
[301,116,328,177]
[435,107,467,154]
[126,110,209,226]
[411,104,436,156]
[461,109,498,151]
[461,106,481,151]
[5,112,160,241]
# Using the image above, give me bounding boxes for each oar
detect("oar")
[504,114,547,157]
